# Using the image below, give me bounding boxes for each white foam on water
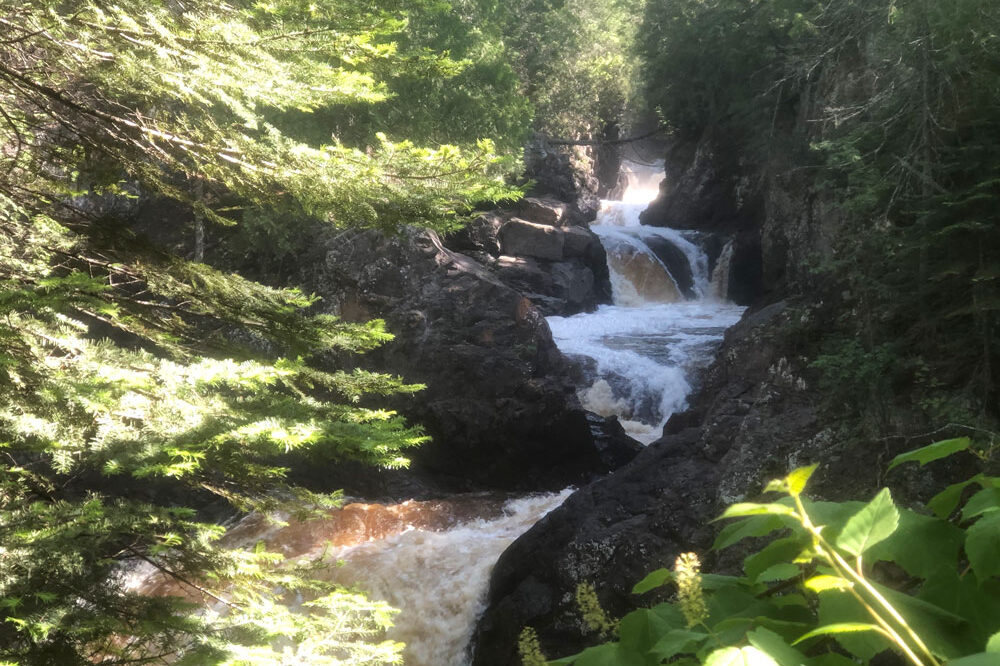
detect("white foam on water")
[308,490,572,666]
[548,302,744,442]
[548,160,745,442]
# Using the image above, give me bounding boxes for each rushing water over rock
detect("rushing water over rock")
[136,161,744,666]
[134,492,571,665]
[547,161,745,442]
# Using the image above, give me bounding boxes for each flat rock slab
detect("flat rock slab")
[500,218,565,261]
[518,196,570,227]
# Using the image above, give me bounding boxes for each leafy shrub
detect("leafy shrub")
[549,437,1000,666]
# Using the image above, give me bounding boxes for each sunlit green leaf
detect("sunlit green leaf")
[704,646,780,666]
[792,623,886,644]
[836,488,899,556]
[888,438,971,471]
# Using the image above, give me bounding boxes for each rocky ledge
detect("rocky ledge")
[448,195,612,317]
[293,225,637,493]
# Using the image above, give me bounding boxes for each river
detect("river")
[136,160,743,665]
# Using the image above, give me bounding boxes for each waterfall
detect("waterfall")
[710,239,735,301]
[547,160,745,443]
[130,160,746,666]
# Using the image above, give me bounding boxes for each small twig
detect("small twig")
[125,546,241,611]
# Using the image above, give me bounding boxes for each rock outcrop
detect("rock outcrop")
[638,131,765,305]
[447,195,612,316]
[295,226,638,492]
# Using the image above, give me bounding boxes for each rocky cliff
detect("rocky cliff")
[289,224,635,493]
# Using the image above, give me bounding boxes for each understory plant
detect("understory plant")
[548,437,1000,665]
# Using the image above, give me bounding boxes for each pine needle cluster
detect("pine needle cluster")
[0,0,530,663]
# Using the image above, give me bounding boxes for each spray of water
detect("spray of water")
[547,161,744,442]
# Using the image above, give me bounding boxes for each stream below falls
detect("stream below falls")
[142,160,745,665]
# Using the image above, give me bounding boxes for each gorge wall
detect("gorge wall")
[470,90,962,663]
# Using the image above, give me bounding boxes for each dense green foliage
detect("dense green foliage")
[0,0,581,662]
[499,0,647,138]
[550,439,1000,666]
[638,0,1000,429]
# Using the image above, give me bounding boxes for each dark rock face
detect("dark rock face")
[499,218,566,261]
[639,130,760,235]
[638,131,766,305]
[524,138,601,226]
[726,229,764,306]
[297,226,638,491]
[643,235,696,300]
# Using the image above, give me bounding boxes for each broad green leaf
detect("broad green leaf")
[773,594,809,608]
[866,509,964,579]
[966,512,1000,581]
[701,574,755,591]
[618,608,676,654]
[876,581,977,658]
[764,478,789,494]
[805,655,862,666]
[707,585,767,623]
[751,618,815,645]
[835,488,899,556]
[757,563,800,583]
[929,478,979,519]
[817,589,892,659]
[572,642,646,666]
[704,646,780,666]
[748,627,808,666]
[714,515,789,550]
[919,568,1000,649]
[887,437,971,471]
[962,487,1000,521]
[648,602,687,627]
[945,654,1000,666]
[717,503,797,521]
[632,568,672,595]
[792,623,885,644]
[987,630,1000,652]
[804,575,852,593]
[787,465,819,496]
[649,629,707,660]
[745,537,809,582]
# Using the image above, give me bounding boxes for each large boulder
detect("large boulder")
[447,207,613,317]
[517,197,570,227]
[499,218,566,261]
[296,226,639,491]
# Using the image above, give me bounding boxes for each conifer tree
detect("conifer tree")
[0,0,524,663]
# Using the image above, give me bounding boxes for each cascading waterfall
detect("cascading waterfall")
[132,160,745,666]
[547,160,744,443]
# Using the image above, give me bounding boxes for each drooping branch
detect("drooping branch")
[541,126,667,146]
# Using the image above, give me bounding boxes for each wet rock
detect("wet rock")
[499,218,565,261]
[643,235,696,299]
[517,197,569,227]
[562,226,598,259]
[471,300,830,663]
[447,212,504,259]
[495,256,599,317]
